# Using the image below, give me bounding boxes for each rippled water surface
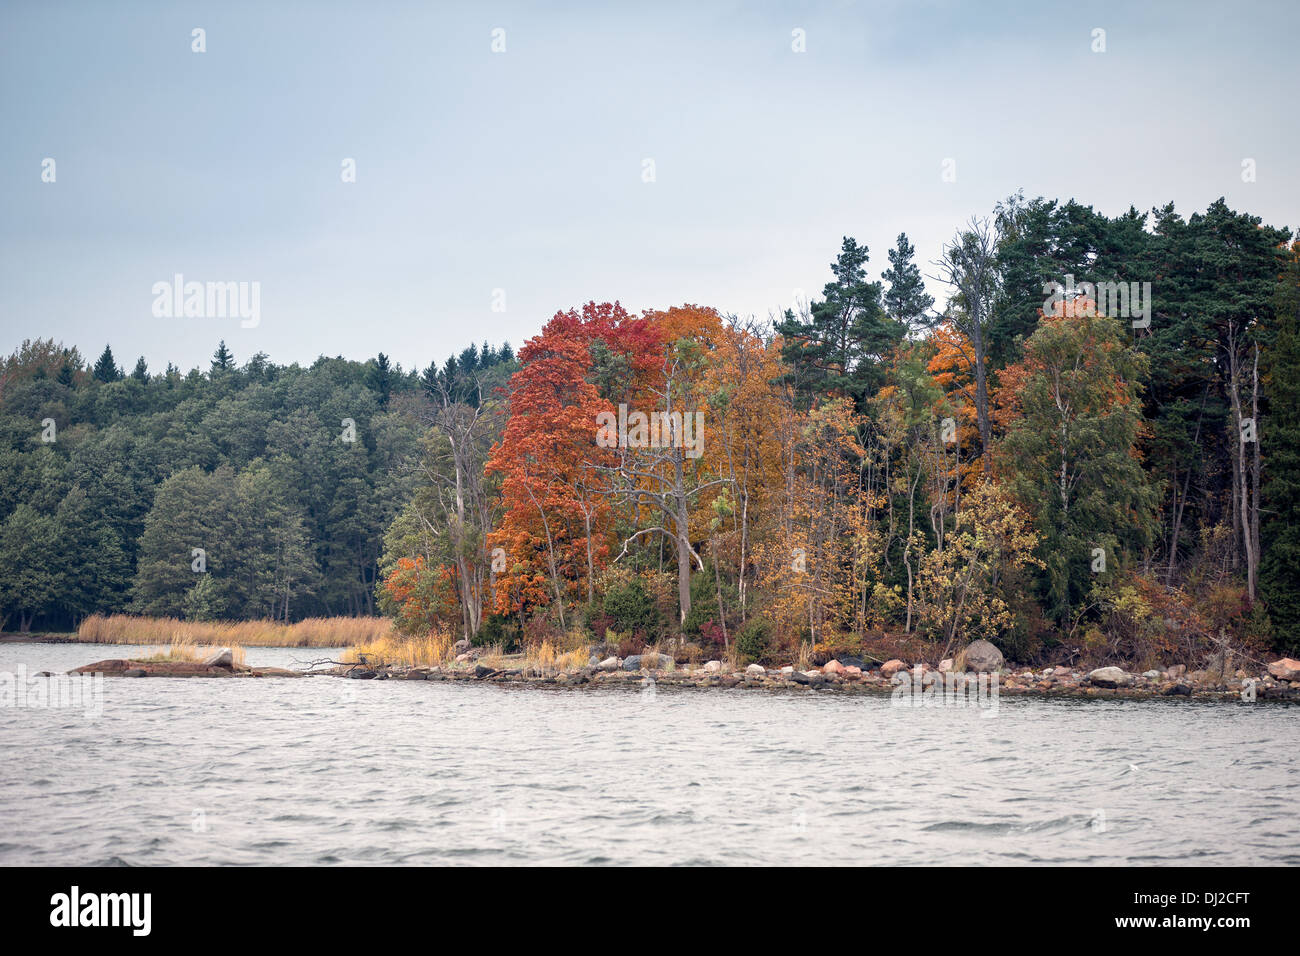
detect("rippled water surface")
[2,642,1297,865]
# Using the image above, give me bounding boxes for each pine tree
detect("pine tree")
[92,344,121,382]
[211,340,235,373]
[1261,244,1300,651]
[882,232,934,331]
[131,356,149,382]
[776,236,900,409]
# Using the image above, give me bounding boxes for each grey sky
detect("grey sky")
[2,0,1295,374]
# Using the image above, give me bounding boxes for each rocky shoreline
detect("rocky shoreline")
[322,650,1300,703]
[69,647,303,679]
[57,641,1300,703]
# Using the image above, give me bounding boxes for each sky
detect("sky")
[1,0,1296,375]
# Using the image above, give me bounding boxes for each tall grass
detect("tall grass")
[132,635,247,666]
[77,614,393,648]
[342,631,454,667]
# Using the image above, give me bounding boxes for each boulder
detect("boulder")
[596,656,621,671]
[1164,664,1186,678]
[123,668,146,678]
[1163,682,1192,697]
[937,658,953,673]
[202,647,233,668]
[703,660,723,673]
[788,670,812,685]
[622,653,673,671]
[823,660,845,675]
[1088,666,1129,688]
[962,639,1003,674]
[1267,658,1300,682]
[347,668,376,680]
[880,659,908,678]
[452,639,472,654]
[844,665,862,678]
[745,663,766,676]
[1142,670,1161,679]
[836,655,869,670]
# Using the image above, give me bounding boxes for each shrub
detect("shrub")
[735,616,773,664]
[603,576,660,636]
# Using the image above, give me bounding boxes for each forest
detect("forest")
[3,194,1298,667]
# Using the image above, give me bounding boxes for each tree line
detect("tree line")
[3,193,1297,666]
[380,195,1299,664]
[0,337,514,630]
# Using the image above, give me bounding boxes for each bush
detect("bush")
[735,616,773,664]
[477,612,521,651]
[603,576,661,637]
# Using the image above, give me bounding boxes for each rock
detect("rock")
[880,659,908,678]
[474,663,498,678]
[1267,658,1300,681]
[745,663,766,676]
[1142,670,1161,679]
[405,670,429,680]
[938,658,953,673]
[1053,666,1072,677]
[788,670,812,685]
[596,656,621,671]
[961,639,1004,674]
[844,665,862,678]
[453,639,472,654]
[837,655,869,670]
[123,668,146,678]
[1163,682,1192,696]
[703,660,723,673]
[1165,664,1186,678]
[202,647,233,668]
[780,666,794,675]
[823,660,845,675]
[1088,666,1129,688]
[347,668,376,679]
[623,653,672,671]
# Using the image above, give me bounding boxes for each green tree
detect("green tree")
[998,311,1158,626]
[1261,244,1300,650]
[92,344,121,382]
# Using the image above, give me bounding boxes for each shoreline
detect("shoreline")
[50,649,1300,703]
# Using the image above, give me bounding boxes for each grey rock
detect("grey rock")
[1088,666,1129,688]
[202,647,233,668]
[347,668,376,680]
[123,668,146,678]
[962,639,1004,674]
[596,656,621,671]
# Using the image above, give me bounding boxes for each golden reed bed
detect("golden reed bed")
[76,614,394,648]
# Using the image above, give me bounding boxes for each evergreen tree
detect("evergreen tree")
[1261,244,1300,651]
[92,344,120,382]
[131,356,149,382]
[776,236,901,409]
[882,232,934,331]
[211,340,235,373]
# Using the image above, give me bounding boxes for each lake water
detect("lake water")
[2,642,1297,865]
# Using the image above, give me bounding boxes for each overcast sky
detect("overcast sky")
[1,0,1296,374]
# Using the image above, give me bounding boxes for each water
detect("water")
[2,642,1297,865]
